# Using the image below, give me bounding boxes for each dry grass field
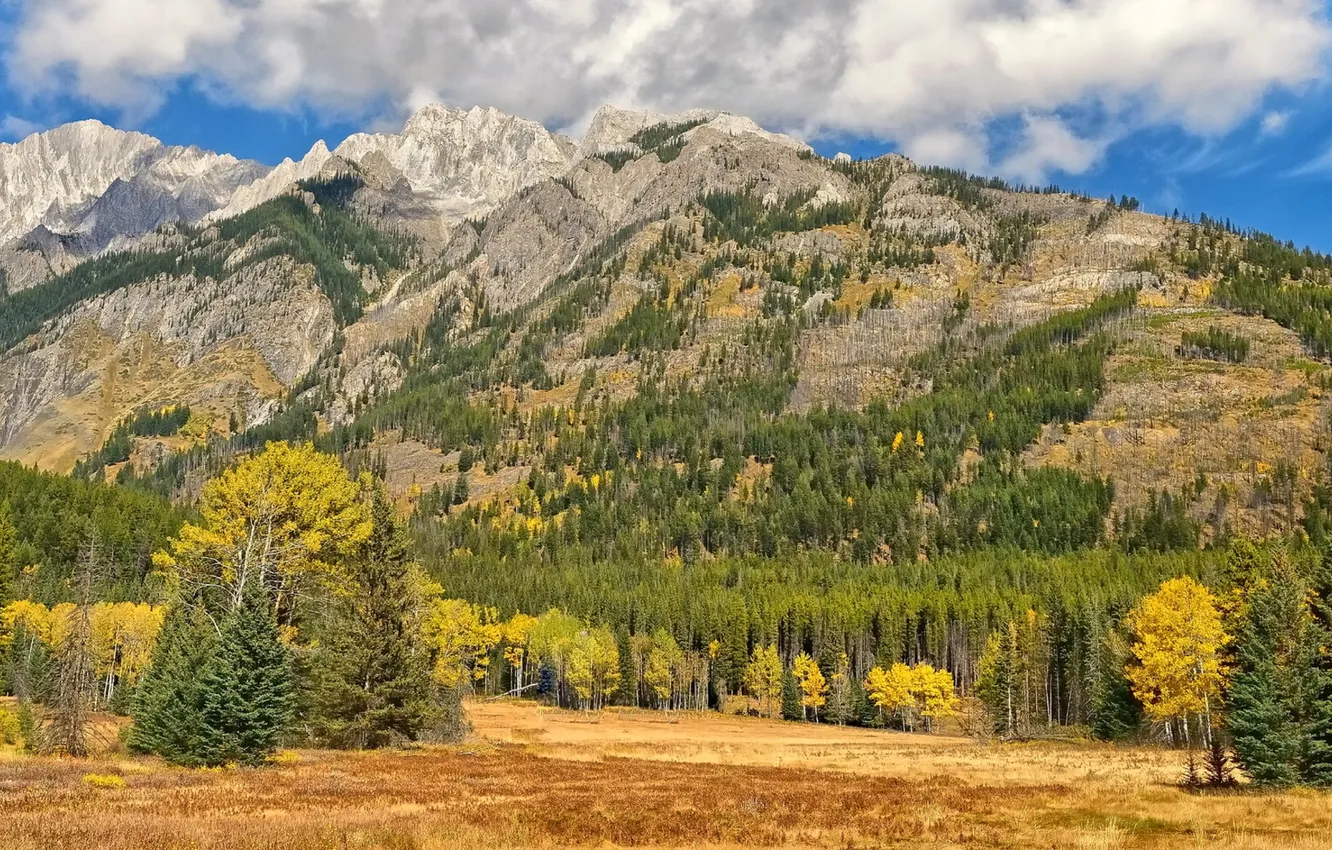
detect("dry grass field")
[2,700,1330,849]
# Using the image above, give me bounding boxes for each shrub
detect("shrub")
[0,707,21,746]
[83,773,126,789]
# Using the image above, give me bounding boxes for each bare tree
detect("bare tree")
[36,534,106,757]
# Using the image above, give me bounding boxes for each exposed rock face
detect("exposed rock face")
[879,173,984,242]
[0,102,821,295]
[0,258,333,469]
[333,105,575,223]
[205,142,333,223]
[575,105,811,159]
[0,120,164,244]
[461,181,606,310]
[0,122,269,287]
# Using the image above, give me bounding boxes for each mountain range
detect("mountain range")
[0,104,806,292]
[0,100,1326,554]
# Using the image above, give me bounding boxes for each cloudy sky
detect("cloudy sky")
[1,0,1329,248]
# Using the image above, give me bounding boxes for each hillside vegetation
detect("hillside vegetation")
[2,124,1332,800]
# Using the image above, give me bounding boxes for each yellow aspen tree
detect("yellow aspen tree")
[567,626,620,710]
[864,662,915,729]
[87,602,164,708]
[567,643,595,709]
[527,609,581,704]
[645,630,683,709]
[1,599,53,651]
[793,653,828,721]
[912,664,960,732]
[589,627,621,708]
[2,600,53,699]
[744,645,784,718]
[425,599,502,691]
[1126,576,1228,747]
[502,613,538,694]
[154,442,371,623]
[112,603,165,694]
[46,603,77,651]
[891,432,905,453]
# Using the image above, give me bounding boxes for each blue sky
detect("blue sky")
[1,0,1330,252]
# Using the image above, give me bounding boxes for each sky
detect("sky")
[0,0,1330,251]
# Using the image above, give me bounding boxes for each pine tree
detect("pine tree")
[196,592,294,766]
[1228,561,1320,786]
[1205,732,1237,787]
[312,486,435,749]
[128,605,215,765]
[977,625,1022,739]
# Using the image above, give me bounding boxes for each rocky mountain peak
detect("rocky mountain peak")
[202,140,333,223]
[0,120,163,244]
[574,104,811,159]
[331,102,573,220]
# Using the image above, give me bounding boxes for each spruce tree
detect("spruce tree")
[1305,556,1332,786]
[0,502,17,605]
[312,486,434,749]
[129,605,215,765]
[1088,627,1142,741]
[781,667,802,721]
[196,592,294,766]
[1228,561,1321,786]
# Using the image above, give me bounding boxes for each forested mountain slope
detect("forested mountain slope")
[3,104,1332,740]
[2,103,1328,549]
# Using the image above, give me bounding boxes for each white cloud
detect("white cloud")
[1260,110,1292,136]
[997,116,1108,185]
[5,0,1329,178]
[0,115,41,140]
[1288,145,1332,177]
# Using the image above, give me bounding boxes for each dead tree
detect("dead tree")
[36,534,106,757]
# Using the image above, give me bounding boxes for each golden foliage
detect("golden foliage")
[864,661,958,731]
[793,653,828,718]
[155,442,371,616]
[1,599,164,696]
[1126,576,1228,726]
[743,645,784,718]
[424,598,502,689]
[82,773,126,789]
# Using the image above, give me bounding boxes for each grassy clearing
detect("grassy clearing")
[2,701,1329,849]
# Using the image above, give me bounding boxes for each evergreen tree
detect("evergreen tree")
[129,605,216,765]
[977,625,1022,739]
[196,592,294,766]
[781,666,802,721]
[311,486,435,749]
[1088,627,1142,741]
[1305,555,1332,786]
[0,502,17,604]
[1228,559,1324,786]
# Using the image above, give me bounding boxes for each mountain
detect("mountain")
[0,101,1328,560]
[0,121,270,291]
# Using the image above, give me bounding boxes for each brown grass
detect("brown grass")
[2,701,1330,849]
